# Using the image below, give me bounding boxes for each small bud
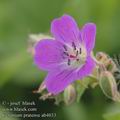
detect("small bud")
[96,52,117,73]
[29,33,53,43]
[96,52,109,62]
[99,71,120,102]
[105,58,117,73]
[27,33,53,55]
[64,85,76,105]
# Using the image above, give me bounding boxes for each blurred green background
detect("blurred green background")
[0,0,120,120]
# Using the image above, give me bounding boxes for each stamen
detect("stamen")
[72,42,76,50]
[63,45,67,51]
[76,50,78,56]
[79,48,81,54]
[63,51,69,56]
[76,58,79,61]
[68,59,71,65]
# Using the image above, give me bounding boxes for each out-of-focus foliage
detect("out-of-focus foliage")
[63,103,87,120]
[103,103,120,120]
[0,0,120,120]
[0,106,18,120]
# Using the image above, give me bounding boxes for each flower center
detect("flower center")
[63,42,87,68]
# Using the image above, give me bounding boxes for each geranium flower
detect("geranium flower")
[34,15,96,95]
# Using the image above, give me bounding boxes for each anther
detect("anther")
[68,59,71,65]
[63,51,69,56]
[79,48,82,54]
[63,45,67,51]
[76,50,78,56]
[72,42,76,50]
[76,58,79,61]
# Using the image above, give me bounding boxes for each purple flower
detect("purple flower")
[34,15,96,95]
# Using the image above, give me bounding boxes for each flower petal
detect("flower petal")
[81,23,96,53]
[78,56,95,79]
[45,68,77,95]
[34,39,64,71]
[45,56,95,95]
[51,14,80,44]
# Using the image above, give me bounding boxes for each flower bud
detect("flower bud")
[96,52,117,72]
[96,52,108,62]
[99,71,120,102]
[27,33,53,55]
[105,58,117,73]
[64,85,76,105]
